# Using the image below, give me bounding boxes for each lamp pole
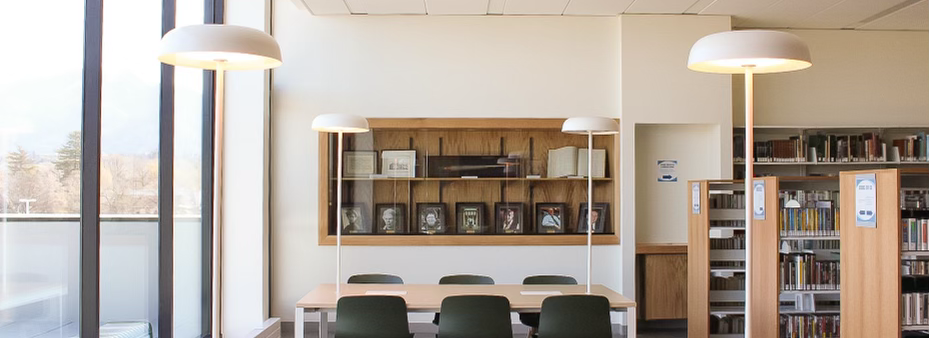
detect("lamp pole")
[212,62,225,338]
[744,66,755,336]
[587,131,593,294]
[336,131,343,295]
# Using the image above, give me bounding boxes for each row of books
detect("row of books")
[903,190,929,210]
[710,275,745,291]
[780,254,840,291]
[780,190,838,208]
[903,276,929,326]
[710,220,745,228]
[711,261,745,269]
[893,132,929,162]
[904,260,929,276]
[779,208,840,237]
[711,235,746,250]
[711,315,745,334]
[710,193,745,209]
[781,239,840,253]
[779,314,840,338]
[903,218,929,251]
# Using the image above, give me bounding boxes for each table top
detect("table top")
[297,284,636,312]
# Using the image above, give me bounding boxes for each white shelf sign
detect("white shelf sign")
[692,182,701,214]
[855,173,877,228]
[753,180,765,220]
[657,160,678,182]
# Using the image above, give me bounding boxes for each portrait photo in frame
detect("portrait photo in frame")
[456,203,486,234]
[495,202,524,234]
[343,151,377,178]
[536,203,566,234]
[417,203,447,234]
[577,202,610,234]
[381,150,416,178]
[340,203,371,234]
[375,204,406,234]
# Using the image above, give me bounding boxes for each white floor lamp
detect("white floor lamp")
[311,114,370,295]
[158,24,282,337]
[561,117,620,294]
[688,30,812,337]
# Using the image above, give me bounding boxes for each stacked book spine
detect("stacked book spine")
[779,254,840,291]
[780,314,840,338]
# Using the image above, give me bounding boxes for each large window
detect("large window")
[0,1,217,337]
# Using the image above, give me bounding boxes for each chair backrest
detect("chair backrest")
[538,295,612,338]
[437,295,513,338]
[439,274,495,285]
[347,273,404,284]
[523,275,578,285]
[335,296,411,338]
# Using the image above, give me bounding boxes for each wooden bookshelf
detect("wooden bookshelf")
[317,118,621,246]
[839,168,929,338]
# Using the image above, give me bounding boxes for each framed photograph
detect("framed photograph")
[416,203,447,234]
[343,151,377,178]
[536,203,566,234]
[495,202,524,234]
[375,204,406,234]
[577,203,610,234]
[456,203,486,234]
[382,150,416,178]
[340,203,372,234]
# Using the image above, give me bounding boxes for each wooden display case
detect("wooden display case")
[317,118,620,246]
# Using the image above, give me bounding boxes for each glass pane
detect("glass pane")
[174,0,206,336]
[0,1,84,337]
[100,0,162,335]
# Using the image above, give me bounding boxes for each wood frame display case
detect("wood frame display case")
[839,168,929,338]
[317,118,620,246]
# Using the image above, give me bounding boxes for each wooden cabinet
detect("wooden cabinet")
[637,244,687,320]
[317,118,621,246]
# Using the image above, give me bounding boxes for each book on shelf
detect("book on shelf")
[547,146,577,178]
[577,149,606,178]
[779,253,840,291]
[893,132,929,162]
[903,218,929,252]
[710,193,746,209]
[780,314,840,337]
[903,260,929,276]
[903,276,929,326]
[737,131,903,163]
[779,190,839,237]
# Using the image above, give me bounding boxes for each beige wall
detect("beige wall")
[734,29,929,127]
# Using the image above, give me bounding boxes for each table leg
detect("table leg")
[626,307,636,338]
[295,307,305,338]
[319,311,329,338]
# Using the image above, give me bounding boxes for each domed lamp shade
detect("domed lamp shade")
[311,114,370,297]
[158,24,281,338]
[158,24,282,70]
[561,116,619,295]
[688,30,811,338]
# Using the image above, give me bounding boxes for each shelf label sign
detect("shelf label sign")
[692,182,701,214]
[855,173,878,228]
[753,180,765,220]
[657,160,678,182]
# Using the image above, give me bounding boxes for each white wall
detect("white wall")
[270,6,624,323]
[617,15,732,298]
[635,124,720,244]
[734,29,929,127]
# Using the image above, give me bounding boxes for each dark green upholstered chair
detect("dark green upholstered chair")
[538,295,612,338]
[518,275,577,336]
[335,295,413,338]
[433,274,495,325]
[346,273,403,284]
[437,295,513,338]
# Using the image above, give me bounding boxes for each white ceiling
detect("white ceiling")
[293,0,929,31]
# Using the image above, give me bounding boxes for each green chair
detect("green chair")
[538,295,612,338]
[347,273,404,284]
[437,295,513,338]
[433,274,495,325]
[518,275,577,336]
[335,295,413,338]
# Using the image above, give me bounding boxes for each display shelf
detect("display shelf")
[903,325,929,331]
[780,290,840,295]
[779,236,840,241]
[709,306,745,315]
[317,118,621,246]
[902,251,929,258]
[735,161,929,166]
[779,305,840,315]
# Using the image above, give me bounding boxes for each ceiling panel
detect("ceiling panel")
[503,0,570,14]
[858,0,929,30]
[683,0,717,14]
[625,0,699,14]
[795,0,913,29]
[426,0,489,14]
[699,0,782,16]
[732,0,844,28]
[563,0,634,15]
[344,0,427,14]
[487,0,506,14]
[294,0,351,14]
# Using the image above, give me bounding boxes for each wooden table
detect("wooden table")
[295,283,637,338]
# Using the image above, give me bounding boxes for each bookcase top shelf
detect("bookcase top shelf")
[337,177,613,182]
[735,161,929,166]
